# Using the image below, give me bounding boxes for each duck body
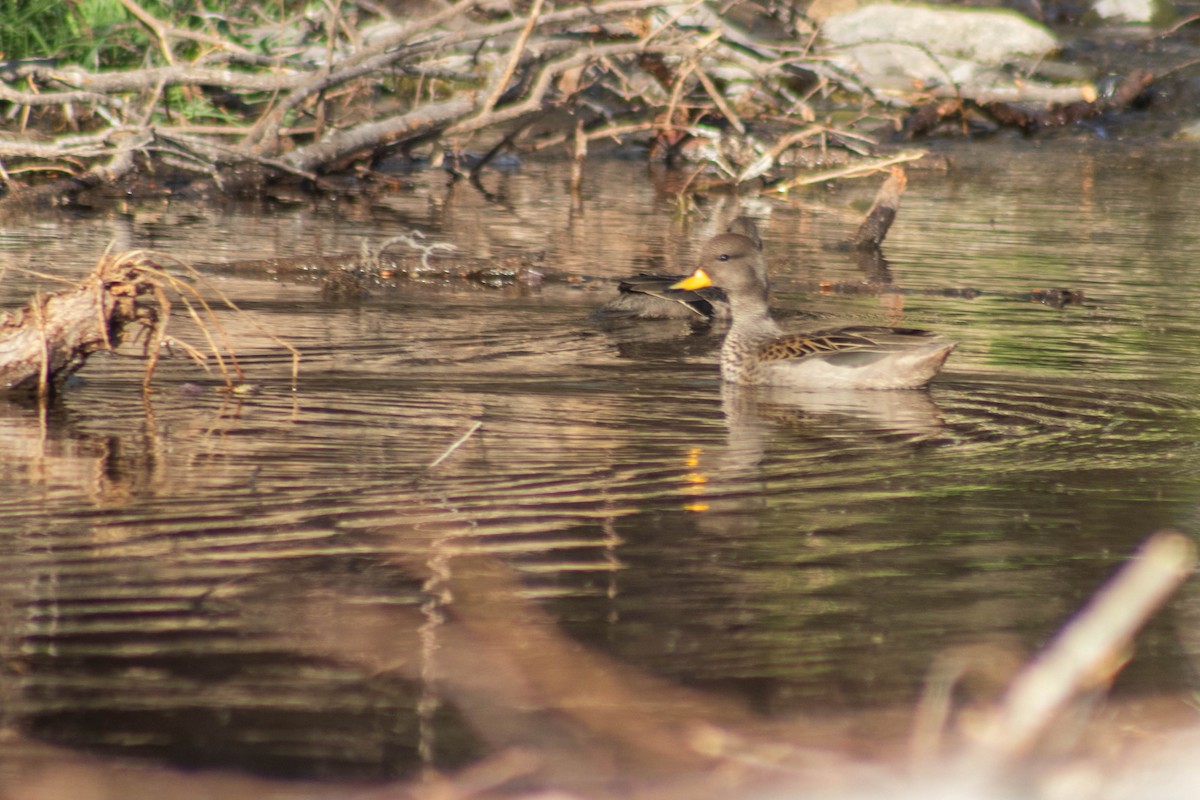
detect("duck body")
[673,233,955,391]
[722,322,954,390]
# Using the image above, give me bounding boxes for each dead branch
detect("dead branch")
[773,151,926,194]
[19,63,308,94]
[284,96,477,173]
[444,41,700,137]
[0,5,661,190]
[119,0,257,61]
[246,42,426,151]
[0,0,814,195]
[902,69,1155,137]
[0,129,134,159]
[0,82,120,108]
[977,69,1154,133]
[852,166,907,250]
[120,0,176,65]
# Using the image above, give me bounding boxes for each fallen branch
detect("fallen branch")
[0,128,150,208]
[978,70,1153,132]
[284,97,477,173]
[772,150,927,193]
[0,2,1160,205]
[901,69,1155,137]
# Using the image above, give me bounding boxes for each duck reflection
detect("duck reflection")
[716,383,949,470]
[672,383,949,541]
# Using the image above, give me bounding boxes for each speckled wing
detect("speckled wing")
[756,325,938,362]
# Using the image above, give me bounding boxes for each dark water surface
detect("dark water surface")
[3,140,1200,782]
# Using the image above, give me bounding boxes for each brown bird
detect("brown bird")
[671,233,955,390]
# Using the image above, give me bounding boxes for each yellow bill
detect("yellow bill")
[671,269,712,291]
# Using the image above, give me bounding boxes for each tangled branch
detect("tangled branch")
[0,1,869,205]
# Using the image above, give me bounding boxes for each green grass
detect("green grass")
[1,0,142,67]
[0,1,301,68]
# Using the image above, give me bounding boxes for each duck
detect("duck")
[592,217,764,321]
[670,233,955,390]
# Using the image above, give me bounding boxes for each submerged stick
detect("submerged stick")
[974,530,1196,760]
[30,292,50,400]
[427,421,483,470]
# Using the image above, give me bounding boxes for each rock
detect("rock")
[820,3,1064,100]
[1174,119,1200,141]
[1092,0,1174,24]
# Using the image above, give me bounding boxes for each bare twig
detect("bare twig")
[121,0,177,65]
[480,0,546,116]
[170,279,238,385]
[120,0,256,59]
[1160,12,1200,34]
[0,82,122,108]
[427,421,483,470]
[772,150,926,193]
[695,67,743,134]
[734,125,825,183]
[133,252,302,390]
[445,41,698,137]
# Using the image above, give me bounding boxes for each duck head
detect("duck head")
[671,233,769,299]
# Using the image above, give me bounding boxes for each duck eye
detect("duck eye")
[717,253,730,262]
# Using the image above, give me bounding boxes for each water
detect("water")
[2,139,1200,785]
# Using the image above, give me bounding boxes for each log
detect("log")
[0,254,157,396]
[852,166,907,250]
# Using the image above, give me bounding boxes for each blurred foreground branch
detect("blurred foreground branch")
[974,530,1196,761]
[0,529,1193,799]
